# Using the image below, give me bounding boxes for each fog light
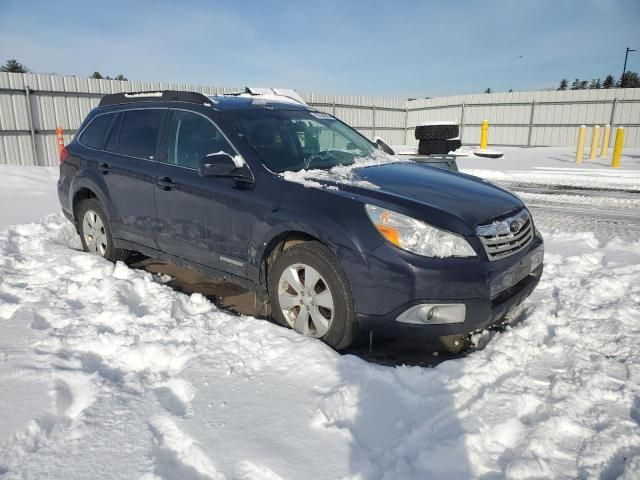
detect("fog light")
[397,304,466,325]
[426,306,435,321]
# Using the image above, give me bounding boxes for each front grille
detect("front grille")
[477,209,534,261]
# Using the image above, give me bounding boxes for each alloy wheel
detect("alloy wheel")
[82,210,108,256]
[277,263,335,338]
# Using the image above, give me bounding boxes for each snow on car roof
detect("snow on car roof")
[207,95,312,111]
[209,87,310,111]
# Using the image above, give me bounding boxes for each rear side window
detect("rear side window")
[79,113,116,150]
[116,109,165,159]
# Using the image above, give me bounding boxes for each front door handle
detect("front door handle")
[98,162,111,173]
[156,177,176,190]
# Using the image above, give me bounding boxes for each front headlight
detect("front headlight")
[365,204,476,258]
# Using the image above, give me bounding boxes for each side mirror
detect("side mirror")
[198,152,242,178]
[374,137,395,155]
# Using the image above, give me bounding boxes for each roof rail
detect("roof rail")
[99,90,212,107]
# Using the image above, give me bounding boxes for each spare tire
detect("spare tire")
[418,139,449,155]
[446,139,462,152]
[415,124,459,141]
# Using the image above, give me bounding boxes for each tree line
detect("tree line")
[557,72,639,90]
[1,59,127,81]
[4,57,639,91]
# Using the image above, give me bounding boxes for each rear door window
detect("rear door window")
[79,113,116,150]
[116,109,165,160]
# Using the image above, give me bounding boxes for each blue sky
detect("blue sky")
[1,0,638,98]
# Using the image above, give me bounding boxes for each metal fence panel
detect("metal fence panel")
[1,72,639,166]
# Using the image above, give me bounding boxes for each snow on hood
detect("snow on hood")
[281,151,400,191]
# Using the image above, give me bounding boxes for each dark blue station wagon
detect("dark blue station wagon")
[58,90,544,350]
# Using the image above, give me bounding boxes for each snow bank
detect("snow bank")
[0,213,639,478]
[0,166,59,229]
[1,156,640,478]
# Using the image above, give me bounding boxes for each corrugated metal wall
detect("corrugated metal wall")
[1,72,639,167]
[406,89,640,147]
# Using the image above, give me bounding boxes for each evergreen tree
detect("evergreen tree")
[618,71,639,88]
[90,72,127,81]
[570,78,582,90]
[602,74,615,89]
[589,78,601,89]
[484,87,492,94]
[1,59,28,73]
[580,80,588,89]
[558,79,568,90]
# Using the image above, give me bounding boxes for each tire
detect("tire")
[446,139,462,152]
[418,139,450,155]
[268,241,355,350]
[414,124,459,141]
[76,198,130,263]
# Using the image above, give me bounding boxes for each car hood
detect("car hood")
[347,162,523,232]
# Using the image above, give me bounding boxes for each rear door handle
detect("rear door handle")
[156,177,176,190]
[98,162,111,173]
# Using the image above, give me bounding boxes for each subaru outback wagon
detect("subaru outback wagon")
[58,89,544,350]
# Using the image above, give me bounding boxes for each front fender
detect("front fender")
[254,200,386,313]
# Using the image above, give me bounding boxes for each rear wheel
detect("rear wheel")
[268,241,355,350]
[76,198,130,262]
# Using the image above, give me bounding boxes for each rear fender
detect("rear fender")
[69,167,116,222]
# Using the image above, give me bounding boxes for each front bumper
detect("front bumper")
[350,232,544,337]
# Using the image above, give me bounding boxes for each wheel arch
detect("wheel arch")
[259,230,322,287]
[69,174,115,225]
[72,187,97,215]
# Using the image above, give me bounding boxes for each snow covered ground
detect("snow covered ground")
[1,149,640,479]
[0,166,59,230]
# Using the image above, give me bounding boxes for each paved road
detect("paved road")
[497,181,640,237]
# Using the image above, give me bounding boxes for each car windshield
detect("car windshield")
[224,109,378,173]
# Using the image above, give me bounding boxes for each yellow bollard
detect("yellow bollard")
[575,125,586,164]
[589,125,600,160]
[611,127,624,168]
[480,119,489,149]
[600,124,611,158]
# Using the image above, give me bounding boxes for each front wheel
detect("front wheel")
[268,241,355,350]
[76,198,130,263]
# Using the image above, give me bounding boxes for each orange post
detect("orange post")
[56,127,64,156]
